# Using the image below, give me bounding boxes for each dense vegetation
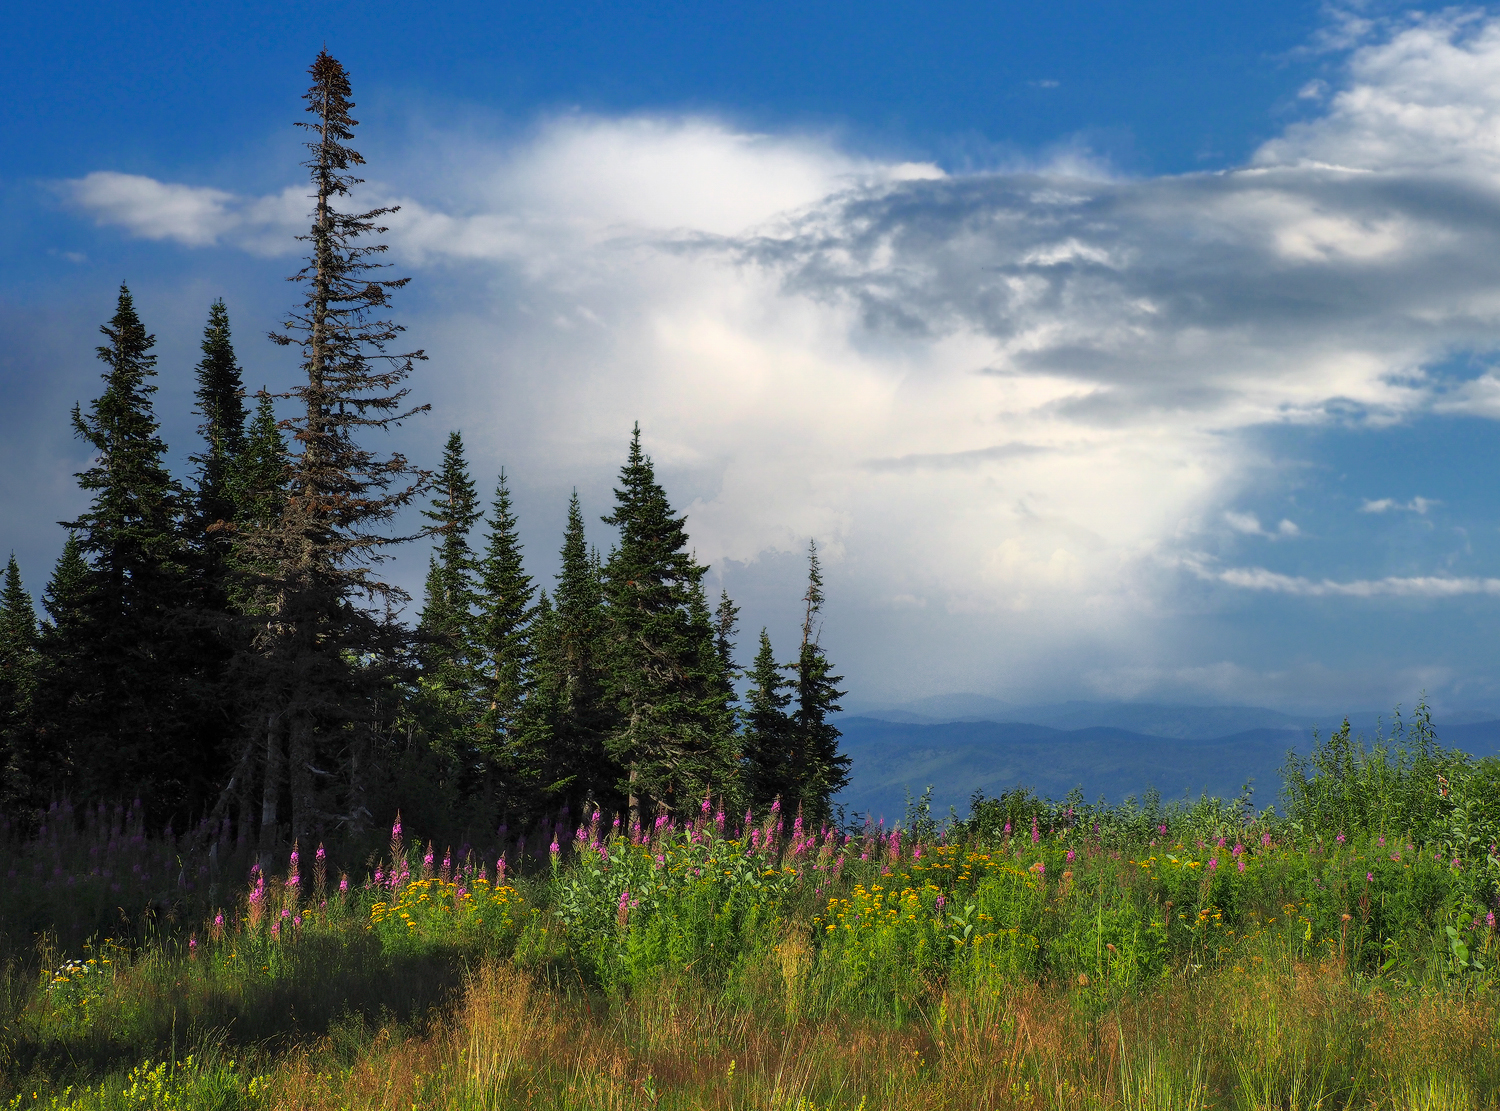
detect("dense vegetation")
[0,53,848,852]
[0,713,1498,1108]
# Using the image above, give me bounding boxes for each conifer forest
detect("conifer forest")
[2,53,1500,1111]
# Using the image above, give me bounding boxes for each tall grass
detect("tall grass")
[3,717,1500,1108]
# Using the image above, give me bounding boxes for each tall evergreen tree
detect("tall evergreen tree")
[240,51,429,844]
[186,300,253,798]
[530,491,613,814]
[30,533,90,793]
[190,299,249,548]
[741,629,793,810]
[789,541,849,820]
[474,469,537,802]
[601,426,737,820]
[56,284,201,816]
[0,555,39,806]
[414,431,485,782]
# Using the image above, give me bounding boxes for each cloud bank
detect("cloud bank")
[58,12,1500,707]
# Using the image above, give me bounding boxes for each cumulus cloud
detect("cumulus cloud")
[56,13,1500,704]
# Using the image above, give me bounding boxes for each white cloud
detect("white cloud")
[1225,512,1301,539]
[1360,496,1437,513]
[55,13,1500,705]
[1204,565,1500,598]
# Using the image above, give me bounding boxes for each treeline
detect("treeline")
[0,52,849,846]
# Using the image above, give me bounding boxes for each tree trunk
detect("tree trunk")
[260,710,283,854]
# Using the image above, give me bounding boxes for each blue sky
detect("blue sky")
[6,0,1500,716]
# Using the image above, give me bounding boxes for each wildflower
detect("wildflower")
[1261,832,1272,848]
[293,915,302,928]
[1003,822,1011,835]
[316,844,326,862]
[1335,832,1346,845]
[1488,911,1496,930]
[1378,836,1385,847]
[1208,858,1218,873]
[1366,872,1374,882]
[339,874,349,894]
[1159,824,1168,836]
[549,838,560,857]
[1232,843,1243,857]
[188,936,197,953]
[1031,817,1039,844]
[1066,849,1075,863]
[215,913,224,928]
[1238,860,1246,873]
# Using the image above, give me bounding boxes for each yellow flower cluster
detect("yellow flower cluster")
[369,875,521,938]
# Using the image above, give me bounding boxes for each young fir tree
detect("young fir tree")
[474,469,537,805]
[0,555,39,807]
[741,628,793,811]
[600,426,738,820]
[241,52,429,845]
[415,431,484,775]
[190,299,249,552]
[529,491,613,815]
[789,541,849,821]
[57,284,203,816]
[185,300,252,794]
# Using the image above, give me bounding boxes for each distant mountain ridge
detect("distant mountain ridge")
[833,697,1500,823]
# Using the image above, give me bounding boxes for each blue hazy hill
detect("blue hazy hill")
[835,713,1500,824]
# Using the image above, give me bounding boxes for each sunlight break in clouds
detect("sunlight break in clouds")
[60,13,1500,705]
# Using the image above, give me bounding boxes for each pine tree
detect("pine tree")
[30,534,90,798]
[240,51,429,845]
[789,541,849,821]
[741,629,793,810]
[58,284,201,816]
[0,555,39,806]
[474,469,537,802]
[601,426,737,820]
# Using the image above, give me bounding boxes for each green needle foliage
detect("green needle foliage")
[474,468,538,804]
[789,541,850,821]
[742,628,794,810]
[54,285,204,817]
[0,554,39,807]
[530,492,613,815]
[601,425,737,820]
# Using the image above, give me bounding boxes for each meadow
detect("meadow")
[1,714,1499,1110]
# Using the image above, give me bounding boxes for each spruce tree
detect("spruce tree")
[474,469,537,803]
[530,491,613,814]
[741,629,793,810]
[601,426,737,819]
[789,541,849,821]
[240,52,429,844]
[190,299,249,547]
[0,555,39,806]
[414,431,485,787]
[186,300,252,799]
[58,284,201,816]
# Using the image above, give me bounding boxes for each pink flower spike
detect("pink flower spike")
[1237,860,1246,873]
[1066,849,1075,862]
[1367,872,1374,882]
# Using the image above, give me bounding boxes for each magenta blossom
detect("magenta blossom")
[1066,849,1076,863]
